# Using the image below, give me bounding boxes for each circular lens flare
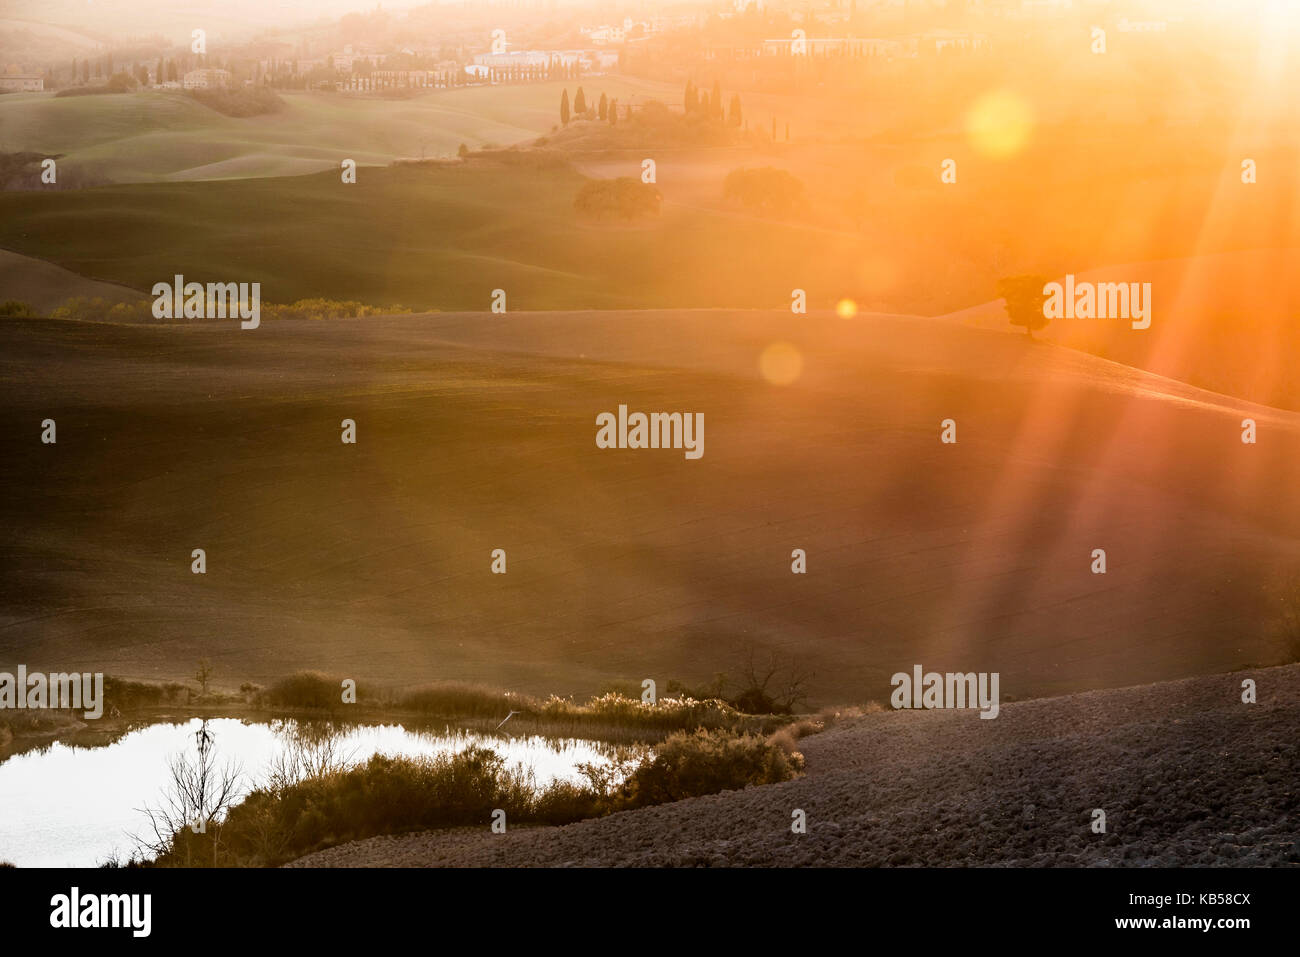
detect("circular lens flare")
[965,90,1034,158]
[759,341,804,386]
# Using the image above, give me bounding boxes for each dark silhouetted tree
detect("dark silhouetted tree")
[574,177,662,221]
[997,275,1051,337]
[560,87,570,125]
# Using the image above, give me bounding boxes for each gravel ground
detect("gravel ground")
[289,664,1300,867]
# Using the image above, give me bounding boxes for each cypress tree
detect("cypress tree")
[560,88,570,125]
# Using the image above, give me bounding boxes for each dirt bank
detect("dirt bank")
[290,663,1300,867]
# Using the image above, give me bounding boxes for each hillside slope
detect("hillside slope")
[943,248,1300,412]
[0,249,144,312]
[0,82,676,184]
[0,309,1297,703]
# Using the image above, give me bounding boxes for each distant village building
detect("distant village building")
[0,73,44,92]
[751,31,986,58]
[331,52,356,72]
[918,30,991,54]
[587,25,626,45]
[183,68,231,90]
[583,16,676,45]
[330,45,378,72]
[757,36,918,57]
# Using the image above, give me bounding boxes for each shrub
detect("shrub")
[147,728,804,865]
[165,748,542,866]
[666,674,727,702]
[723,166,806,215]
[262,671,347,711]
[50,297,151,323]
[50,296,411,324]
[0,300,35,318]
[531,779,604,824]
[262,298,412,321]
[613,728,803,810]
[396,682,536,718]
[573,177,662,222]
[103,676,187,710]
[106,301,152,322]
[767,726,802,756]
[538,691,756,734]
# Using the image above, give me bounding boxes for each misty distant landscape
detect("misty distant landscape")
[0,0,1297,881]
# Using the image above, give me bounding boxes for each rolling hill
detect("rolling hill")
[0,308,1297,705]
[0,158,878,313]
[942,248,1300,412]
[0,81,680,184]
[0,249,144,312]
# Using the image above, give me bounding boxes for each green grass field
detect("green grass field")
[0,158,879,312]
[0,80,680,183]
